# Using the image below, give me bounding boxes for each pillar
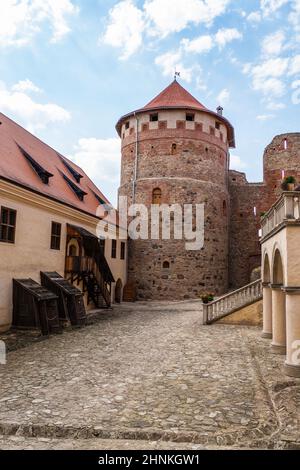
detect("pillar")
[262,283,272,339]
[284,288,300,378]
[271,285,286,355]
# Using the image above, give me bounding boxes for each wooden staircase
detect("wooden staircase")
[202,279,262,325]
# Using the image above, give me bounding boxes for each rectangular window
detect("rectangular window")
[0,207,17,243]
[120,242,126,260]
[186,113,195,122]
[111,239,117,259]
[100,238,106,254]
[125,121,130,130]
[215,121,221,130]
[150,113,159,122]
[51,222,61,250]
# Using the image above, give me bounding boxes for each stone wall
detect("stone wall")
[229,133,300,289]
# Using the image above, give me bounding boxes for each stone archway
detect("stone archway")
[271,248,286,354]
[115,279,123,304]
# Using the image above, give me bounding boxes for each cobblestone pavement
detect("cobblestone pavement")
[0,301,299,450]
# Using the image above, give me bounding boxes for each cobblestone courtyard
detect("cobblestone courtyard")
[0,301,300,450]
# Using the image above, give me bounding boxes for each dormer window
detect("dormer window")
[150,113,158,122]
[91,190,112,211]
[17,144,53,185]
[186,113,195,122]
[61,172,87,201]
[60,156,83,184]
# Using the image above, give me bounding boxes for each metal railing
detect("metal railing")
[203,279,262,324]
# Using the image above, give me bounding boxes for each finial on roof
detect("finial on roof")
[217,105,224,116]
[174,69,181,81]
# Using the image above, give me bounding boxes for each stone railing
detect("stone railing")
[261,192,300,239]
[203,279,262,325]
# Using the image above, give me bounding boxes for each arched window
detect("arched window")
[68,244,77,256]
[152,188,162,205]
[163,261,170,269]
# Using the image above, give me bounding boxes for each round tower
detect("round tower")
[264,133,300,201]
[116,80,235,300]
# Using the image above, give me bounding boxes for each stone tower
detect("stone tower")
[116,80,235,300]
[263,133,300,201]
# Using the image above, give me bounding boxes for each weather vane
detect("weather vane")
[174,69,181,80]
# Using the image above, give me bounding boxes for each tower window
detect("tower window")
[223,201,227,216]
[171,143,177,154]
[125,121,130,130]
[163,261,170,269]
[186,113,195,122]
[152,188,162,205]
[283,138,288,150]
[150,113,158,122]
[215,121,221,130]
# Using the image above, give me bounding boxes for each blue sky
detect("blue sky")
[0,0,300,205]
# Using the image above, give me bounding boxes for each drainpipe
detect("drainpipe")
[132,112,139,204]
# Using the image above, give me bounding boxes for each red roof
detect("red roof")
[0,112,113,220]
[116,80,235,147]
[143,80,207,111]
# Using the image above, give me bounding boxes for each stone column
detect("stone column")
[284,288,300,378]
[271,285,286,355]
[262,283,272,339]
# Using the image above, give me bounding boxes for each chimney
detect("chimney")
[217,106,223,116]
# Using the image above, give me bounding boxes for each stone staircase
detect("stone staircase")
[203,279,262,325]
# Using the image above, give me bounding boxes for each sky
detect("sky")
[0,0,299,206]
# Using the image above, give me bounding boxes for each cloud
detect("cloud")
[155,50,199,82]
[181,35,213,54]
[247,11,262,23]
[12,79,42,94]
[102,0,145,60]
[230,155,247,170]
[217,88,230,105]
[245,57,289,97]
[0,80,71,132]
[144,0,231,37]
[262,30,285,57]
[181,28,242,55]
[0,0,78,48]
[289,54,300,75]
[102,0,233,58]
[70,137,121,204]
[256,114,275,121]
[260,0,289,16]
[215,28,242,48]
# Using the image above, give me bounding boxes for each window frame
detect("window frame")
[120,241,126,260]
[50,222,62,251]
[150,113,159,122]
[0,206,17,244]
[111,239,117,259]
[186,113,195,122]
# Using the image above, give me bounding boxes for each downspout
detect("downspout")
[132,112,139,204]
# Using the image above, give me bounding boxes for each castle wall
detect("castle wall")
[229,133,300,289]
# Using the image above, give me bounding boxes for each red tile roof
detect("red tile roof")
[143,80,207,111]
[0,112,113,220]
[116,80,235,148]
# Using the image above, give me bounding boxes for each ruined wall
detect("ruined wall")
[229,133,300,289]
